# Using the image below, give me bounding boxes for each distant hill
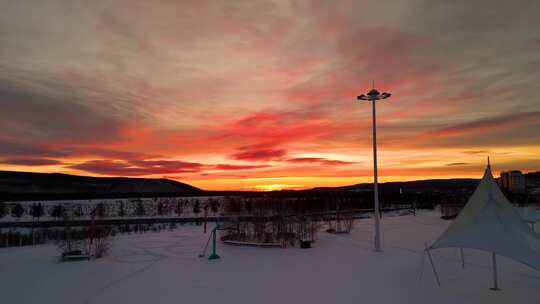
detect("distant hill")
[0,170,203,200]
[312,178,480,193]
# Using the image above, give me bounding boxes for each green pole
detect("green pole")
[208,227,220,260]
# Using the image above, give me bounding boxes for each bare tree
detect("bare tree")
[11,204,24,220]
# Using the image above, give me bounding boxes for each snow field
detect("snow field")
[1,211,539,304]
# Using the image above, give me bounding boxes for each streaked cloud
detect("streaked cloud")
[212,164,270,171]
[69,159,203,176]
[230,148,288,162]
[0,158,64,166]
[287,157,356,166]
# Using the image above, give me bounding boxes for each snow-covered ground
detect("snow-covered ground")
[1,211,539,304]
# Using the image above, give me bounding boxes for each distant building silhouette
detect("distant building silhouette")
[525,171,540,188]
[500,170,526,194]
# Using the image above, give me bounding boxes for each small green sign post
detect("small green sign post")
[208,227,220,260]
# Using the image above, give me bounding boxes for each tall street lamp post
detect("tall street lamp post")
[357,88,391,252]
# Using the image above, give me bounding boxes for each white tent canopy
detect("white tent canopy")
[430,164,540,270]
[426,163,540,290]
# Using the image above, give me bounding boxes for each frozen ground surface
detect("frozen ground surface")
[1,211,539,304]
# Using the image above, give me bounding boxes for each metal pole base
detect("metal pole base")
[208,253,220,260]
[491,252,499,291]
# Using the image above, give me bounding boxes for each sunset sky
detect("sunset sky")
[1,0,539,190]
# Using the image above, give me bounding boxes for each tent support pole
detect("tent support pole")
[460,248,465,269]
[425,245,441,287]
[490,252,500,291]
[417,249,426,282]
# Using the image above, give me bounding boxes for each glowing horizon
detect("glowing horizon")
[1,1,539,191]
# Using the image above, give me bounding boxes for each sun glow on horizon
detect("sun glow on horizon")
[254,184,304,191]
